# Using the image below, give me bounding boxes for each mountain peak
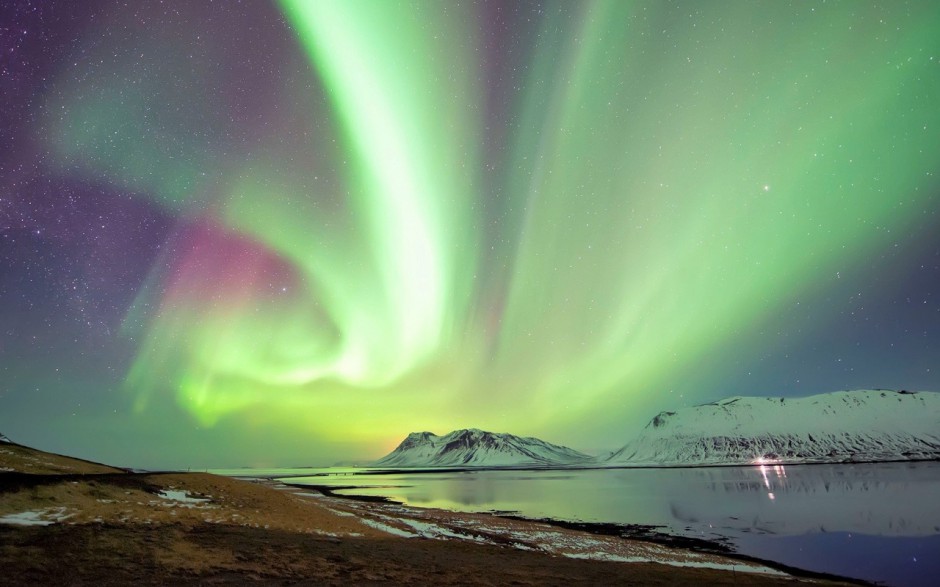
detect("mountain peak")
[374,428,590,468]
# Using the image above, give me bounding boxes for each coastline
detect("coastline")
[0,469,862,585]
[282,480,867,586]
[0,444,864,585]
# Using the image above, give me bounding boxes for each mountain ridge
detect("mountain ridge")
[608,389,940,466]
[374,428,591,467]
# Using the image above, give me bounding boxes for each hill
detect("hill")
[0,435,124,474]
[608,389,940,466]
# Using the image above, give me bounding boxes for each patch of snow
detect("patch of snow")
[0,511,56,526]
[563,551,645,563]
[565,551,783,575]
[0,508,73,526]
[157,489,211,504]
[668,560,786,575]
[357,516,418,538]
[396,517,481,541]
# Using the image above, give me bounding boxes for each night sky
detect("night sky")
[1,0,938,468]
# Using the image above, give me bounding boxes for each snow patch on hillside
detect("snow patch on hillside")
[0,508,74,526]
[156,489,212,506]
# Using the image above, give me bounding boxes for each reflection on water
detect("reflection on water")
[665,462,940,537]
[296,461,940,537]
[758,463,785,501]
[284,462,940,586]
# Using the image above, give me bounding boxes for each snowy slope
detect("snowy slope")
[374,429,591,467]
[0,432,10,443]
[608,389,940,466]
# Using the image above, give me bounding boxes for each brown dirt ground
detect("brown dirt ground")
[1,521,849,586]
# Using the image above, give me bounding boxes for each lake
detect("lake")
[221,462,940,586]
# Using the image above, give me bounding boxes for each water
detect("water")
[271,462,940,586]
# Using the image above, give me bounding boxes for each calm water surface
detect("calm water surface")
[233,462,940,586]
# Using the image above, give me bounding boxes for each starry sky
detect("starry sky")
[1,0,938,468]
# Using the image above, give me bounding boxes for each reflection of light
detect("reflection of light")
[754,460,786,501]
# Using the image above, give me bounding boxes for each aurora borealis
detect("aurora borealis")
[1,1,938,468]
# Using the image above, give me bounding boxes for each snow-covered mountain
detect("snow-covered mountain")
[608,389,940,466]
[374,428,591,467]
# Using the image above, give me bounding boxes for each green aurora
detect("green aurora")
[16,0,940,465]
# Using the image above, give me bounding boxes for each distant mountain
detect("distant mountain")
[608,389,940,466]
[374,429,591,467]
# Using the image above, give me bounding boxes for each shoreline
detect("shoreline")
[286,481,868,586]
[285,456,940,477]
[0,440,861,585]
[0,469,859,585]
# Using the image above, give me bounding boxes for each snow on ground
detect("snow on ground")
[393,516,482,541]
[0,508,74,526]
[356,516,418,538]
[155,489,212,506]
